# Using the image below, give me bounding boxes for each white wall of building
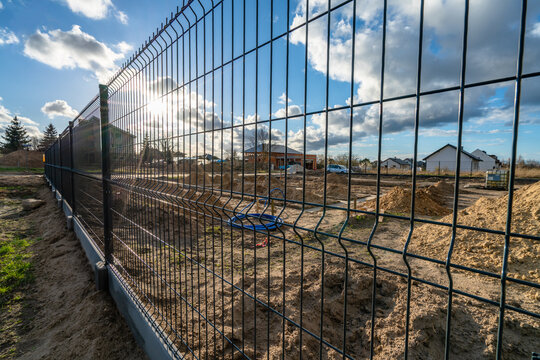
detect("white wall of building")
[472,149,497,171]
[381,158,409,169]
[425,146,479,172]
[381,159,401,168]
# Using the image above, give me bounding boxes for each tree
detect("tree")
[247,127,270,169]
[160,139,173,164]
[30,136,40,151]
[1,116,30,153]
[38,123,58,151]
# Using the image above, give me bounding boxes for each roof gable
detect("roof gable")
[423,144,482,161]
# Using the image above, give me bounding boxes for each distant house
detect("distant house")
[423,144,482,172]
[381,157,410,170]
[404,158,426,169]
[73,116,135,167]
[471,149,498,171]
[244,144,317,170]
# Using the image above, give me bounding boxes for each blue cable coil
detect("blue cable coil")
[228,188,284,231]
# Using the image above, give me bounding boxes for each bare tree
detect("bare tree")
[247,127,269,169]
[30,136,40,151]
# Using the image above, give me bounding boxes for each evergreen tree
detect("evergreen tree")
[38,123,58,151]
[141,134,153,163]
[1,116,30,153]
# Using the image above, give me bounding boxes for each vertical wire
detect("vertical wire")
[254,0,260,357]
[402,0,425,358]
[241,0,247,353]
[289,0,309,356]
[210,2,217,356]
[220,2,228,356]
[230,1,236,356]
[496,1,527,359]
[193,10,203,354]
[444,1,469,358]
[267,0,274,358]
[335,0,357,356]
[312,0,332,356]
[282,0,290,357]
[366,1,387,358]
[199,3,210,353]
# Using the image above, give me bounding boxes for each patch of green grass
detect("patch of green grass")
[0,167,43,174]
[205,225,222,235]
[0,236,35,306]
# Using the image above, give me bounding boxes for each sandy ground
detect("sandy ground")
[0,174,147,360]
[106,170,539,359]
[0,151,43,168]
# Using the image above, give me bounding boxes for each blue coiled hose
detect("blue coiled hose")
[227,188,284,230]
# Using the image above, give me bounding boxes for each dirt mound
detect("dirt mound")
[186,170,212,185]
[428,180,455,197]
[0,150,44,168]
[364,181,452,216]
[327,173,348,185]
[214,173,237,190]
[214,259,538,359]
[412,181,540,283]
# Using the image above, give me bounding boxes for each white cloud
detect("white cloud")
[531,22,540,38]
[23,25,131,82]
[63,0,128,24]
[0,98,42,138]
[274,105,302,118]
[278,92,292,105]
[0,27,19,45]
[0,2,4,10]
[64,0,112,20]
[41,100,78,119]
[115,10,128,25]
[284,0,540,151]
[115,41,133,54]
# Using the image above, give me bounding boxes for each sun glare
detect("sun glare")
[147,100,166,116]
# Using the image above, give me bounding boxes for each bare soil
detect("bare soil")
[0,151,43,169]
[107,169,540,359]
[0,174,146,360]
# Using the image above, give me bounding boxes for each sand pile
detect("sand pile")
[186,170,212,185]
[213,173,237,190]
[412,181,540,283]
[186,259,539,359]
[427,180,455,198]
[327,172,348,184]
[364,181,453,216]
[0,150,44,168]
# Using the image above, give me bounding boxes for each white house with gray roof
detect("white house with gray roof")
[471,149,498,171]
[381,157,410,169]
[423,144,483,173]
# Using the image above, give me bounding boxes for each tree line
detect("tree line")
[1,116,58,153]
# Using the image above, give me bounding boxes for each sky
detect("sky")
[0,0,539,162]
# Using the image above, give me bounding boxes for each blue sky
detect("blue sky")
[0,0,539,161]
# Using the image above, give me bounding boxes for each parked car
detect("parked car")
[326,164,348,174]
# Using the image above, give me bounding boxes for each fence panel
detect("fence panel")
[59,129,73,208]
[71,96,106,254]
[44,0,540,359]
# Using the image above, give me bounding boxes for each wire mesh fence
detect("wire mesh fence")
[44,0,540,359]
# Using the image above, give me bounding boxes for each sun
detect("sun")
[147,100,166,116]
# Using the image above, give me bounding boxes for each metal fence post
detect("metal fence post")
[99,84,113,264]
[69,121,76,216]
[58,135,63,195]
